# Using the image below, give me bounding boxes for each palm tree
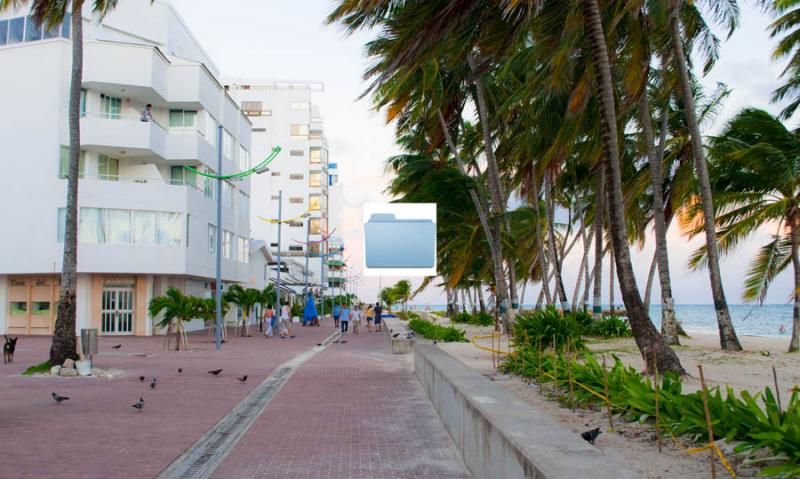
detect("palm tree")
[195,296,229,340]
[224,285,261,337]
[768,0,800,119]
[148,288,196,351]
[392,280,412,316]
[690,108,800,352]
[380,287,397,312]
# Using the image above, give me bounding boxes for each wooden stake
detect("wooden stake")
[568,341,576,411]
[491,330,496,370]
[698,365,716,479]
[653,349,662,453]
[772,365,782,413]
[552,336,559,400]
[603,355,614,431]
[537,338,543,396]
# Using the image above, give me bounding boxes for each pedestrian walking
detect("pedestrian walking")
[340,305,350,333]
[365,304,375,332]
[263,304,276,337]
[333,304,341,328]
[374,302,383,332]
[279,301,293,338]
[352,304,362,335]
[302,292,318,327]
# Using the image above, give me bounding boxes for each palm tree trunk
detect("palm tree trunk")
[529,171,552,305]
[582,0,684,373]
[573,227,594,311]
[668,0,741,351]
[608,244,615,312]
[477,285,486,313]
[643,251,658,311]
[592,165,605,319]
[545,171,571,311]
[51,3,84,366]
[789,212,800,352]
[467,53,512,331]
[638,95,680,345]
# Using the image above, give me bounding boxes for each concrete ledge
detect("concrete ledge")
[382,316,415,354]
[415,345,636,479]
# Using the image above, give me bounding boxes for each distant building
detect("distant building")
[0,0,252,336]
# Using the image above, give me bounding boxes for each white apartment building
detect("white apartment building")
[226,81,343,295]
[0,0,254,336]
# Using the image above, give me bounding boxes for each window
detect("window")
[239,191,249,221]
[270,242,278,248]
[204,112,218,147]
[25,16,42,42]
[79,208,105,244]
[309,171,322,187]
[0,20,8,46]
[289,197,303,204]
[107,209,131,243]
[223,230,233,259]
[203,167,214,199]
[271,195,279,200]
[252,127,267,133]
[61,14,70,38]
[310,218,321,235]
[80,89,86,117]
[238,145,250,171]
[222,182,233,210]
[222,129,234,160]
[10,301,27,315]
[57,208,66,242]
[289,174,303,180]
[59,146,85,179]
[309,243,321,255]
[290,101,309,110]
[309,129,322,140]
[290,124,309,139]
[32,301,51,316]
[238,237,249,262]
[98,155,119,181]
[290,149,304,157]
[131,211,157,245]
[309,194,321,211]
[170,165,196,187]
[288,221,303,228]
[270,171,281,177]
[100,94,122,119]
[8,17,24,44]
[169,109,197,132]
[157,212,182,246]
[43,18,60,39]
[289,245,303,252]
[309,147,322,164]
[185,214,190,247]
[241,101,263,115]
[208,224,217,254]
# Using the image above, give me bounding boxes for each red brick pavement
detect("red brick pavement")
[212,329,470,479]
[0,324,332,479]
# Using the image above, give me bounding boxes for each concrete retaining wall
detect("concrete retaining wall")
[415,345,636,479]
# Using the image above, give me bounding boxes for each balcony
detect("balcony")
[80,113,167,159]
[83,41,170,103]
[164,129,215,164]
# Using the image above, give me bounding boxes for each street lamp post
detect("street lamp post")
[214,125,224,351]
[275,190,282,325]
[304,219,310,294]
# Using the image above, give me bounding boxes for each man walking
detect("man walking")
[340,304,350,334]
[374,302,383,333]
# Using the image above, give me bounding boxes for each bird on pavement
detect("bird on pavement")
[52,392,69,404]
[339,340,347,344]
[290,335,296,339]
[316,343,322,346]
[139,375,145,382]
[149,378,157,389]
[208,369,223,376]
[581,428,601,445]
[392,333,400,338]
[177,368,183,374]
[132,398,144,410]
[112,344,122,350]
[237,375,248,383]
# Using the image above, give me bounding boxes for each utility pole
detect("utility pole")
[304,219,310,294]
[275,190,282,320]
[214,125,223,351]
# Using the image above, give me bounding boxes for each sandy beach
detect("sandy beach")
[434,317,799,478]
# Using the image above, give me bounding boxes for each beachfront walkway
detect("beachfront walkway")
[0,324,468,478]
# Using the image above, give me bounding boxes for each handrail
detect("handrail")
[66,173,202,192]
[82,111,167,131]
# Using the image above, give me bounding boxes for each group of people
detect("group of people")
[260,302,294,339]
[332,302,383,335]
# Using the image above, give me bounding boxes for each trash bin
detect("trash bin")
[81,328,98,359]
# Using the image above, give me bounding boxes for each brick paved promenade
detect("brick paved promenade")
[213,329,469,479]
[0,323,469,478]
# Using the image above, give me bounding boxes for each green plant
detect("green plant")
[471,311,494,326]
[408,318,467,342]
[148,287,196,351]
[451,312,472,324]
[22,360,53,376]
[513,306,585,352]
[582,315,633,339]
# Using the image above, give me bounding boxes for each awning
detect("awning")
[326,260,345,267]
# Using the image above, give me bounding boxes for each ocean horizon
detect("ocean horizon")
[407,303,795,339]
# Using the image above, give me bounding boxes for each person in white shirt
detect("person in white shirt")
[140,103,153,122]
[352,304,362,335]
[279,302,294,338]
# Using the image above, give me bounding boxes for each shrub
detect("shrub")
[582,315,633,339]
[513,306,585,352]
[23,360,53,376]
[451,312,472,324]
[408,318,467,342]
[451,311,494,326]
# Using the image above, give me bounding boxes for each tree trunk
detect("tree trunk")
[592,165,605,319]
[643,250,658,312]
[51,3,84,366]
[573,227,594,311]
[789,211,799,352]
[608,243,615,312]
[545,171,571,311]
[638,95,680,345]
[467,53,512,331]
[477,285,487,313]
[668,0,741,351]
[582,0,684,373]
[529,171,553,305]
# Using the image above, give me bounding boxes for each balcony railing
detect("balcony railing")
[59,172,202,192]
[82,111,167,131]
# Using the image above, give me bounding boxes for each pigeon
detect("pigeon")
[316,343,322,346]
[149,378,157,389]
[112,344,122,350]
[339,340,347,344]
[392,333,400,338]
[178,368,183,374]
[581,428,601,445]
[208,369,223,376]
[132,397,144,410]
[237,375,248,383]
[433,340,438,345]
[52,392,69,404]
[139,375,145,382]
[290,335,296,339]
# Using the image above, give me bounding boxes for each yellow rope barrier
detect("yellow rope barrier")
[672,435,737,479]
[470,333,511,355]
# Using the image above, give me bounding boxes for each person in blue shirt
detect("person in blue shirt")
[302,292,318,327]
[340,305,350,333]
[333,304,341,328]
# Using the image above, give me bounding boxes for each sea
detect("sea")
[408,303,795,338]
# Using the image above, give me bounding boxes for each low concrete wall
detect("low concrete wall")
[382,316,415,354]
[415,345,636,479]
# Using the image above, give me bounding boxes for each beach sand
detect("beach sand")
[435,319,799,479]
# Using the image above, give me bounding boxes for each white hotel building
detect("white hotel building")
[226,81,343,295]
[0,0,255,336]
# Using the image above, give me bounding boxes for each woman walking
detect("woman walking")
[365,304,375,332]
[263,304,276,338]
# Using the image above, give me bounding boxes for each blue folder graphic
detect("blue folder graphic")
[364,213,436,268]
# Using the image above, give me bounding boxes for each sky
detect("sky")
[169,0,794,306]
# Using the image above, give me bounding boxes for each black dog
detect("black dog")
[3,336,18,364]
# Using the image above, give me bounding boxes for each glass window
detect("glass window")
[222,182,233,210]
[289,197,303,204]
[309,194,321,211]
[289,245,303,251]
[10,301,27,316]
[107,209,131,244]
[79,208,105,244]
[204,112,218,146]
[101,95,122,119]
[169,109,197,132]
[222,130,234,160]
[238,145,250,170]
[238,237,249,262]
[310,218,321,235]
[44,19,60,39]
[25,16,42,42]
[0,19,8,46]
[309,171,322,188]
[290,124,309,139]
[208,224,216,254]
[98,155,119,180]
[203,167,215,199]
[241,101,262,115]
[61,14,70,38]
[131,211,156,245]
[59,146,85,179]
[290,149,304,157]
[223,230,233,259]
[80,89,86,116]
[271,171,281,177]
[309,147,321,164]
[289,174,303,180]
[290,101,309,110]
[157,212,182,246]
[239,191,249,221]
[8,17,24,44]
[32,301,51,316]
[309,243,321,255]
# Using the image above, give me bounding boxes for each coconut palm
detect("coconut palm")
[768,0,800,119]
[392,280,412,316]
[148,288,196,351]
[194,296,230,340]
[224,285,261,337]
[689,108,800,352]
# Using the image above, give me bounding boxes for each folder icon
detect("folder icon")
[364,213,436,268]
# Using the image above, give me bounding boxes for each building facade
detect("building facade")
[0,0,253,336]
[226,80,341,297]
